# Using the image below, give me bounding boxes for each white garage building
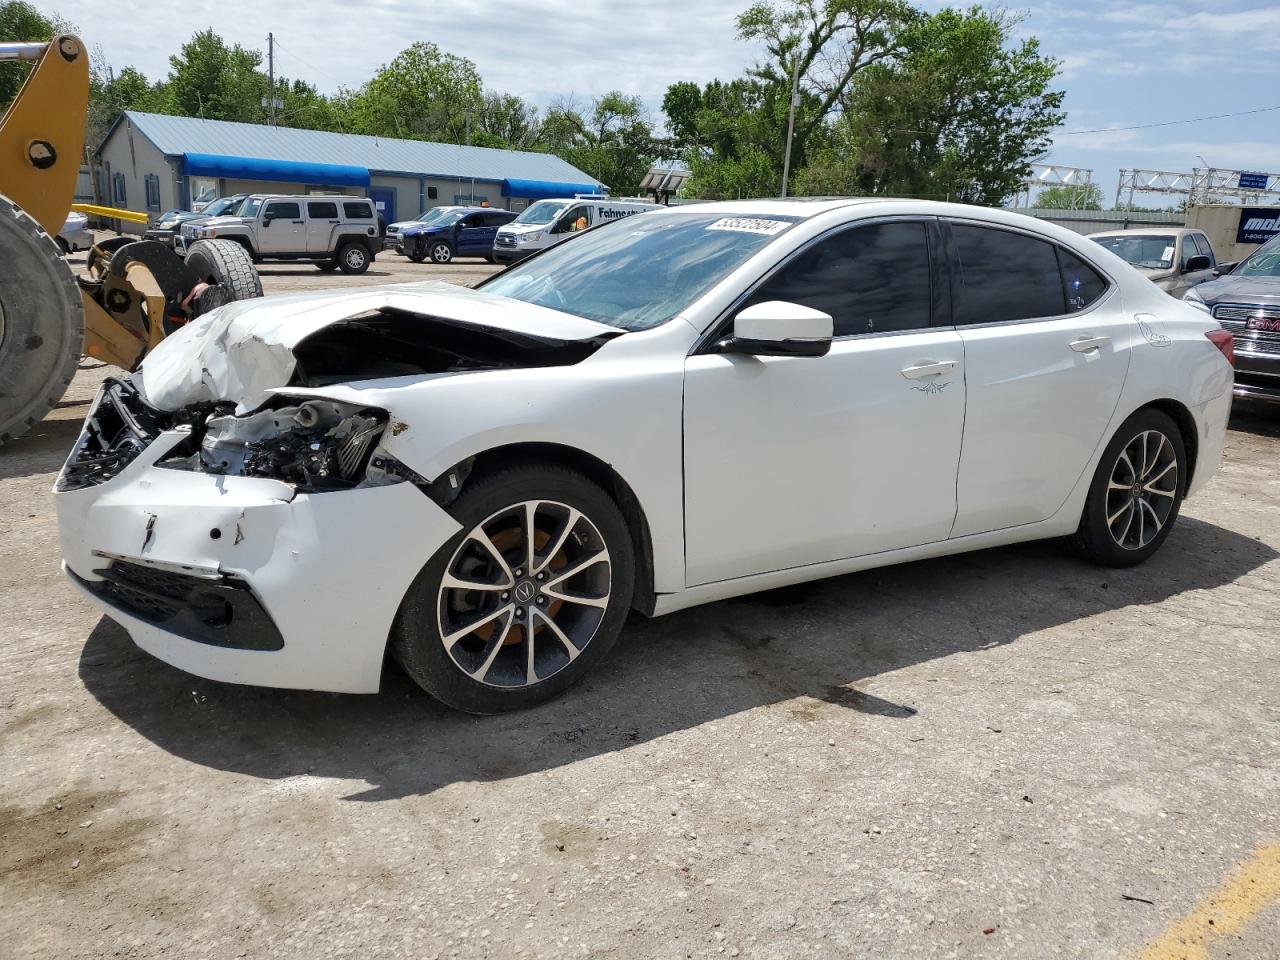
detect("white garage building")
[96,111,605,231]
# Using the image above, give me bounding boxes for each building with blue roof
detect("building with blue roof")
[96,111,606,231]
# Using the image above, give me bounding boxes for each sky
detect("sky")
[43,0,1280,206]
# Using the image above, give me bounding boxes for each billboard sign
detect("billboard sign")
[1236,208,1280,245]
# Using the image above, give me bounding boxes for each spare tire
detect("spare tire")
[0,193,84,447]
[184,239,262,315]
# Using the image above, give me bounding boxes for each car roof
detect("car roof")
[1089,227,1195,239]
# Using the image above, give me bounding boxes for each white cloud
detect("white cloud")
[55,0,760,103]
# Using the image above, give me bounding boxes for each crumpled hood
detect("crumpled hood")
[137,280,622,414]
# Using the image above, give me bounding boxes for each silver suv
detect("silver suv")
[184,195,381,274]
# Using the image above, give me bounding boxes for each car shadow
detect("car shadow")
[0,416,84,481]
[1228,403,1280,438]
[78,516,1276,801]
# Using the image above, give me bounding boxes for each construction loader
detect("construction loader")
[0,35,262,446]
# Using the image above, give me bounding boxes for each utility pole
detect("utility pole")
[267,33,276,126]
[464,107,471,146]
[780,55,800,198]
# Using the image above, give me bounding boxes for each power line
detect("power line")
[1055,103,1280,136]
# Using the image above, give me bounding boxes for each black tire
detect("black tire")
[1075,408,1187,567]
[428,241,453,264]
[55,235,69,257]
[406,247,427,263]
[336,241,371,275]
[392,463,636,713]
[317,261,339,272]
[184,239,263,313]
[0,194,84,447]
[485,253,497,264]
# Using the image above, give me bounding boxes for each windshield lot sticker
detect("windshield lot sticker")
[1161,246,1175,263]
[706,217,789,235]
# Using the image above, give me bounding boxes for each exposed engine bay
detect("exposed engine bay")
[289,306,617,386]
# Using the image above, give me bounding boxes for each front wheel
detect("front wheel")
[429,241,453,264]
[392,464,635,713]
[336,241,370,275]
[1075,408,1186,567]
[184,239,263,312]
[406,242,427,263]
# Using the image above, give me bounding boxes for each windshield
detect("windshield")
[203,196,239,217]
[481,212,799,331]
[1093,234,1177,270]
[515,201,569,225]
[414,207,455,224]
[1237,233,1280,278]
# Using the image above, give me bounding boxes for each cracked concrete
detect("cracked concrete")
[1,255,1278,958]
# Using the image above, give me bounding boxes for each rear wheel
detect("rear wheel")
[392,463,635,713]
[184,239,262,313]
[0,194,84,447]
[336,240,370,274]
[429,241,453,264]
[317,260,339,272]
[1075,408,1186,567]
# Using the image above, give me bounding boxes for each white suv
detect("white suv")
[186,195,381,274]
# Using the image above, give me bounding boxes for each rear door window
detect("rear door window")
[307,201,338,219]
[1057,248,1109,312]
[950,224,1065,324]
[343,202,373,220]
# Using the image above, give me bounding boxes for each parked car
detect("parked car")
[385,206,466,253]
[493,197,661,264]
[55,199,1233,713]
[1088,228,1217,299]
[185,195,380,273]
[400,207,519,263]
[55,211,92,256]
[1185,231,1280,402]
[151,195,248,246]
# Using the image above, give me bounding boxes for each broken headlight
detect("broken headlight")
[194,398,388,490]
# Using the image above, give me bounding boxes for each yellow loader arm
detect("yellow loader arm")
[0,36,262,447]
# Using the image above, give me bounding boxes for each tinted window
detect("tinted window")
[307,201,338,219]
[1192,233,1215,264]
[484,212,513,227]
[265,201,300,220]
[744,221,931,336]
[343,201,373,219]
[1180,235,1198,270]
[1057,248,1108,312]
[952,224,1064,324]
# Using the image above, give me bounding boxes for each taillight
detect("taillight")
[1206,329,1235,367]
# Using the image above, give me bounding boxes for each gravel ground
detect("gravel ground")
[2,248,1278,958]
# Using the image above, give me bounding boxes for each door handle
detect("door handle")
[900,360,957,380]
[1069,335,1111,353]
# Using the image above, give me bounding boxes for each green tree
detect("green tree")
[1034,182,1104,210]
[166,29,269,122]
[345,42,483,142]
[796,7,1064,204]
[534,93,657,194]
[87,61,171,148]
[475,91,541,150]
[0,1,68,109]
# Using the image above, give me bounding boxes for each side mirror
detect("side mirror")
[262,215,273,228]
[1184,254,1211,273]
[719,301,834,358]
[1214,261,1237,277]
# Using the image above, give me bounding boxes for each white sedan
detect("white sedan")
[55,199,1235,712]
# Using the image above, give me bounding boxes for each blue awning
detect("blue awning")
[502,177,601,200]
[182,153,371,188]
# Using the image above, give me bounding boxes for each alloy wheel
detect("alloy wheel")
[438,500,611,688]
[431,243,452,263]
[1105,429,1178,550]
[345,247,367,270]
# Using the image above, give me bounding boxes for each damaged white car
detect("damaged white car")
[56,200,1235,712]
